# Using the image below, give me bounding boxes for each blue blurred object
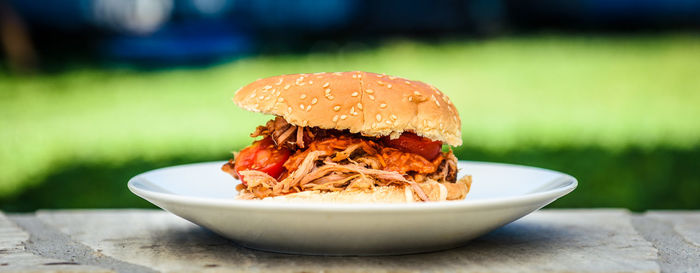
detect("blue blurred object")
[6,0,700,66]
[11,0,175,34]
[239,0,357,31]
[174,0,235,18]
[102,19,251,63]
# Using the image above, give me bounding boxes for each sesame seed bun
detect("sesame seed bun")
[233,71,462,146]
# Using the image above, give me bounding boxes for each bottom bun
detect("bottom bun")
[256,177,472,203]
[262,186,415,203]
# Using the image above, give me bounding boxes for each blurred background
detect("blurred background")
[1,0,699,211]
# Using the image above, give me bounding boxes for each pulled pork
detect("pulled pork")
[250,116,328,149]
[225,117,463,201]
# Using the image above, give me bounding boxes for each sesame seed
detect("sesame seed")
[352,74,358,79]
[333,72,343,76]
[276,79,283,85]
[263,85,272,89]
[432,94,440,106]
[377,81,385,86]
[300,94,307,99]
[391,114,398,120]
[387,84,392,89]
[350,106,355,114]
[287,107,293,113]
[366,89,374,94]
[369,95,375,100]
[306,105,311,111]
[299,104,305,110]
[258,96,264,100]
[405,81,411,85]
[332,115,339,122]
[371,123,377,129]
[376,114,382,122]
[325,88,331,94]
[328,95,335,100]
[380,103,387,108]
[388,76,397,80]
[333,106,341,111]
[311,98,318,105]
[249,93,256,98]
[351,92,359,97]
[386,120,392,124]
[377,74,384,78]
[284,84,291,90]
[408,96,414,102]
[414,91,421,95]
[297,82,305,86]
[277,98,284,102]
[357,103,363,110]
[340,115,348,120]
[322,82,330,88]
[308,81,313,85]
[352,111,358,116]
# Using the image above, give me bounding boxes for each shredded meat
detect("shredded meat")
[231,117,461,201]
[310,173,361,191]
[221,159,238,179]
[251,116,329,150]
[283,136,380,174]
[409,181,431,201]
[381,148,443,174]
[429,151,458,182]
[280,150,327,193]
[237,170,278,199]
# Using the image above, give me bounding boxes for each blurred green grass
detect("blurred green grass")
[1,35,699,211]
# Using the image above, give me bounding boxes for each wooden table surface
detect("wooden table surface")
[1,209,698,273]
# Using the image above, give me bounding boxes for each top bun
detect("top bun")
[233,71,462,146]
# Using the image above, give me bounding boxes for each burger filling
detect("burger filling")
[222,116,470,201]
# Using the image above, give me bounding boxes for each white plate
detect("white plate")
[128,161,576,255]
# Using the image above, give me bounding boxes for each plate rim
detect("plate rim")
[128,160,577,212]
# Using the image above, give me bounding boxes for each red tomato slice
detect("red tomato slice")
[234,137,290,185]
[383,132,443,160]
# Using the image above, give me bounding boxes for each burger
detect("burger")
[222,71,471,202]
